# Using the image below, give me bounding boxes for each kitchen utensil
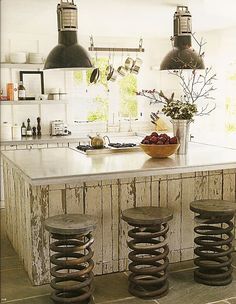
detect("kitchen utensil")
[140,143,180,158]
[107,67,118,82]
[124,57,134,71]
[131,57,142,74]
[10,52,27,64]
[88,134,104,149]
[117,66,127,77]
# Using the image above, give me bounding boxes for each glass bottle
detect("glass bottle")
[26,118,32,136]
[18,81,26,100]
[21,122,26,137]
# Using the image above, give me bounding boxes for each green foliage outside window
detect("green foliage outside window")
[73,57,137,121]
[87,96,109,121]
[119,73,137,118]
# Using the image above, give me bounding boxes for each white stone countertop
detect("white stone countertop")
[1,142,236,186]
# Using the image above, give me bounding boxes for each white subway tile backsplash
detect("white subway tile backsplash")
[40,103,66,135]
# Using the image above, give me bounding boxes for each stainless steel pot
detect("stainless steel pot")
[131,57,142,74]
[117,66,127,77]
[107,67,118,82]
[124,57,134,71]
[90,68,100,84]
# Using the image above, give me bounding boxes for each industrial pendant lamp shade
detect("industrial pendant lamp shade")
[160,6,204,70]
[44,0,93,70]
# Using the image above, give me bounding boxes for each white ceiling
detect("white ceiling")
[2,0,236,38]
[78,0,236,37]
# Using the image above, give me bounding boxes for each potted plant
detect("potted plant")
[137,37,217,154]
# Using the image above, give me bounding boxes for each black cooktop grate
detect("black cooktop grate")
[108,143,137,148]
[76,143,136,152]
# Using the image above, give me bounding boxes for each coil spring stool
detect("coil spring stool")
[122,206,173,299]
[44,214,97,304]
[190,199,236,286]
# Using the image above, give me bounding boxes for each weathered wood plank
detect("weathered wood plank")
[30,185,50,285]
[66,185,84,214]
[84,181,103,275]
[111,180,119,272]
[119,178,135,271]
[181,176,195,261]
[167,177,181,263]
[101,181,113,274]
[208,173,223,199]
[135,177,151,207]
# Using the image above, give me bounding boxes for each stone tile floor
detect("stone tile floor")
[1,210,236,304]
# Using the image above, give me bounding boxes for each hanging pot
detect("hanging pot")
[131,57,142,74]
[90,68,100,84]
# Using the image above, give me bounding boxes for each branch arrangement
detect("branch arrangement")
[137,35,217,121]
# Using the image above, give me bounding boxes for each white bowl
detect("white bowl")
[10,52,27,64]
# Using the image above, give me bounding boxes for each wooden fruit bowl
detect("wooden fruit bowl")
[140,143,180,158]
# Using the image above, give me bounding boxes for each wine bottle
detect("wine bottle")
[21,122,26,137]
[26,118,32,136]
[18,81,26,100]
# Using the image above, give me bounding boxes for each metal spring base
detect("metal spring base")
[50,233,95,304]
[194,214,234,286]
[127,223,170,298]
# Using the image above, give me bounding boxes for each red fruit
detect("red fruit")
[170,136,178,144]
[156,140,164,145]
[142,140,150,144]
[144,135,151,140]
[164,139,170,145]
[160,133,169,139]
[151,132,158,137]
[150,136,158,144]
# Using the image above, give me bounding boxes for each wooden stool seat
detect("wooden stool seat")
[44,214,96,235]
[190,199,236,216]
[122,206,173,226]
[122,206,173,299]
[45,214,96,304]
[190,199,236,287]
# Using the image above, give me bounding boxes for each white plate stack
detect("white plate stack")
[29,53,44,64]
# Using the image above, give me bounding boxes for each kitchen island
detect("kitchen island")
[2,142,236,285]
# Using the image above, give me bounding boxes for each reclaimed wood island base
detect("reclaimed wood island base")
[2,143,236,285]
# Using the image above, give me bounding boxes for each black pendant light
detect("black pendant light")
[44,0,93,70]
[160,6,204,70]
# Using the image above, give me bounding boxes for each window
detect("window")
[225,62,236,132]
[73,56,138,122]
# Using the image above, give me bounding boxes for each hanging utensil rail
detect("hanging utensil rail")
[88,36,144,53]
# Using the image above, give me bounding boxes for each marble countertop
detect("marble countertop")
[1,142,236,185]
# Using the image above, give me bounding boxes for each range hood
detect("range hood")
[44,0,93,71]
[160,6,204,70]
